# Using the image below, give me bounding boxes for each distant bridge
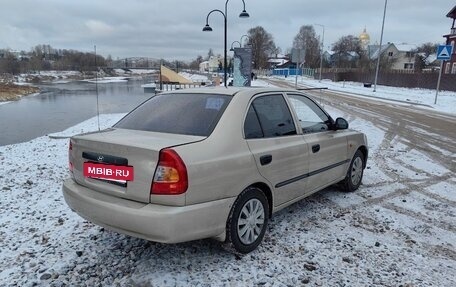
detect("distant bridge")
[109,57,160,69]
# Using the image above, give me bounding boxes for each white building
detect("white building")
[199,56,227,72]
[369,43,418,70]
[199,61,210,72]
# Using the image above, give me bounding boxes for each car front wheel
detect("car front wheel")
[227,187,269,253]
[343,150,365,192]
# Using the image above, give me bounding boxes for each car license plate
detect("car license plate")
[83,162,134,181]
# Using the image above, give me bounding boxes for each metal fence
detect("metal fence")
[318,71,456,92]
[272,68,302,76]
[272,68,315,77]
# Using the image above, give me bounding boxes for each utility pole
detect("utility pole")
[434,60,444,104]
[373,0,388,92]
[314,24,325,82]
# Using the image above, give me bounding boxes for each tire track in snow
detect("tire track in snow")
[265,78,456,262]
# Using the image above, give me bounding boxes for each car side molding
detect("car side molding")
[275,159,350,188]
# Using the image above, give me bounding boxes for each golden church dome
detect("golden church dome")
[359,28,370,46]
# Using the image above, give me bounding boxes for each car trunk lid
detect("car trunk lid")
[70,128,204,203]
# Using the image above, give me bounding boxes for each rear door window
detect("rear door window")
[244,105,264,139]
[115,93,231,136]
[247,95,297,138]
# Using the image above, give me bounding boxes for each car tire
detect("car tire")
[226,187,269,254]
[342,150,365,192]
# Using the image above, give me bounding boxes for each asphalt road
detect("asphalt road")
[265,77,456,265]
[265,78,456,173]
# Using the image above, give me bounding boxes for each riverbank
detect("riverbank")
[0,83,40,102]
[0,69,152,102]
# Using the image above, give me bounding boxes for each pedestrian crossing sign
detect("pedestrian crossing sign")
[436,45,453,60]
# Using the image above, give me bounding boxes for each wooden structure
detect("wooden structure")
[142,66,204,93]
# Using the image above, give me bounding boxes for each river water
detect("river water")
[0,79,155,146]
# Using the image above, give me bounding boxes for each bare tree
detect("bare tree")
[189,55,204,70]
[26,45,46,72]
[332,35,364,68]
[292,25,320,68]
[246,26,276,69]
[0,52,20,74]
[415,42,439,58]
[0,44,109,73]
[413,42,439,71]
[271,46,282,58]
[106,54,113,68]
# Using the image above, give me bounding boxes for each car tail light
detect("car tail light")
[69,140,73,173]
[151,149,188,195]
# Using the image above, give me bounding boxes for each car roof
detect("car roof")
[161,87,301,97]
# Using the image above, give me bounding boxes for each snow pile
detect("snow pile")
[179,72,208,83]
[83,77,129,84]
[140,83,156,88]
[113,69,157,75]
[114,69,128,74]
[16,71,83,84]
[129,69,157,75]
[35,71,81,78]
[251,78,274,87]
[0,104,455,286]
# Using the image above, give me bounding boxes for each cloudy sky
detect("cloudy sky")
[0,0,455,61]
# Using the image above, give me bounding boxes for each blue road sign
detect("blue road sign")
[436,45,453,60]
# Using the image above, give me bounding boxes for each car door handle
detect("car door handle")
[260,155,272,166]
[312,144,320,153]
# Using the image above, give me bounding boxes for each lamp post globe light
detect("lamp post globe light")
[203,0,249,87]
[202,24,213,32]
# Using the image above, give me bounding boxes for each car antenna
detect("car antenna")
[94,45,100,131]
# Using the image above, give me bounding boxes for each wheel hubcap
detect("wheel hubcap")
[237,198,265,245]
[351,157,363,186]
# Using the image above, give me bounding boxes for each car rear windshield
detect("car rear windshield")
[114,93,231,136]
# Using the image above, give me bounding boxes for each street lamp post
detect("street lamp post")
[240,34,251,47]
[314,24,325,82]
[203,0,249,87]
[230,41,241,51]
[373,0,388,92]
[203,9,226,86]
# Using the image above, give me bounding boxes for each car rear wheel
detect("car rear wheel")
[226,187,269,253]
[342,150,365,192]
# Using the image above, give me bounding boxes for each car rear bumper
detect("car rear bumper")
[62,178,235,243]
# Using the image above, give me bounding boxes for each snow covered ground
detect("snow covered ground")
[15,71,82,84]
[82,76,129,84]
[114,69,157,75]
[0,89,455,286]
[13,70,153,85]
[179,72,209,83]
[252,78,275,87]
[273,75,456,115]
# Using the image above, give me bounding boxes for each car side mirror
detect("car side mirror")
[334,117,349,130]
